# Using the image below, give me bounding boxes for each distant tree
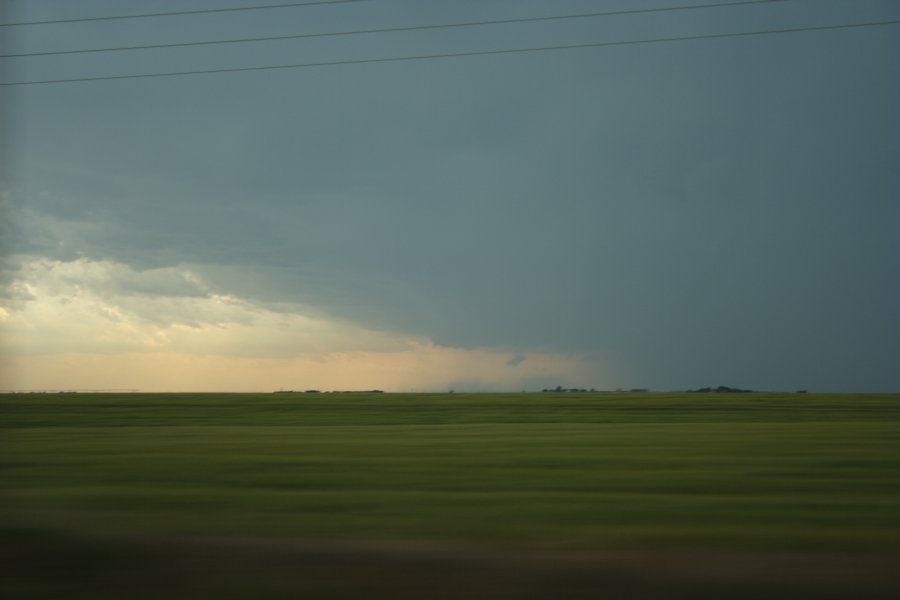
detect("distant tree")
[687,385,752,393]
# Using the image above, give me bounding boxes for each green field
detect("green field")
[2,392,899,598]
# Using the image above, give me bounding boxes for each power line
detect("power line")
[0,0,371,28]
[3,19,897,87]
[1,0,785,59]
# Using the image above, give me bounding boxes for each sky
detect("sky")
[1,0,898,392]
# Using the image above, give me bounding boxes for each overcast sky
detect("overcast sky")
[1,0,898,392]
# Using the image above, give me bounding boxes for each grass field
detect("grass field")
[2,391,899,598]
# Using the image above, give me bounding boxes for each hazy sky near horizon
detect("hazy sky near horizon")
[1,0,898,392]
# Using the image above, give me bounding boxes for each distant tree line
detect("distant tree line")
[687,385,753,393]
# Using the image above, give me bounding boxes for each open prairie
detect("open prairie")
[2,392,899,598]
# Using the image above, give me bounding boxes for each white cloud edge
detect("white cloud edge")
[0,255,605,391]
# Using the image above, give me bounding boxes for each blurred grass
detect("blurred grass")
[2,392,899,551]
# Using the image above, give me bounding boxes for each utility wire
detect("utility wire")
[1,0,785,59]
[0,0,371,28]
[3,19,897,87]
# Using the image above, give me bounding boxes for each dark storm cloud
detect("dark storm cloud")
[3,0,899,391]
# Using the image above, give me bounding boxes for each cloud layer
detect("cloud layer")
[2,0,899,392]
[0,256,602,391]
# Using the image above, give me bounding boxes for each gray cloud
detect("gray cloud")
[506,353,526,367]
[3,0,899,391]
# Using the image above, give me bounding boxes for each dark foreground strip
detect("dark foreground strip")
[2,528,900,599]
